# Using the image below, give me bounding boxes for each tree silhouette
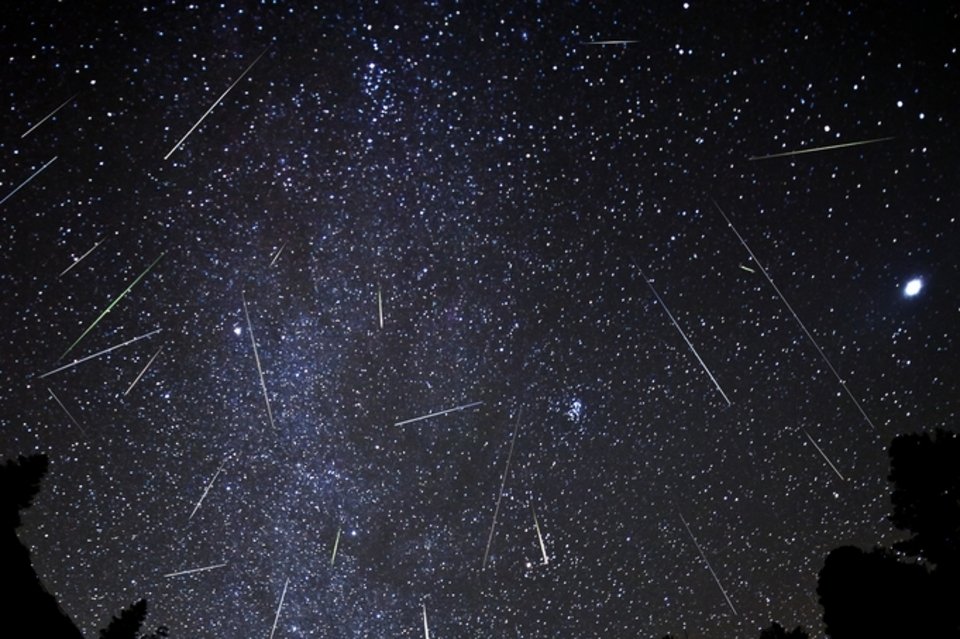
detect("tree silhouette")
[1,453,169,639]
[888,428,960,574]
[99,599,147,639]
[758,621,808,638]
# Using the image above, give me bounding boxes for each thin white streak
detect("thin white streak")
[38,329,162,379]
[123,346,163,396]
[482,409,522,570]
[60,237,106,277]
[242,292,276,431]
[0,156,57,206]
[803,429,846,481]
[749,136,894,161]
[394,401,483,427]
[22,94,77,138]
[713,200,876,429]
[48,388,87,436]
[679,513,738,616]
[163,562,228,578]
[164,47,270,160]
[639,268,731,406]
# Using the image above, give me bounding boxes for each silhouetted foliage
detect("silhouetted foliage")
[0,453,84,638]
[0,453,49,528]
[758,621,808,638]
[100,599,147,639]
[1,453,169,639]
[889,428,960,574]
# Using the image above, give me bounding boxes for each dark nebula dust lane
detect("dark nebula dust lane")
[1,2,958,638]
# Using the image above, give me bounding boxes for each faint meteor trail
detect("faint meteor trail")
[189,456,230,521]
[738,264,756,274]
[242,292,276,431]
[531,503,549,565]
[422,603,431,639]
[48,388,87,436]
[0,156,58,206]
[377,284,384,329]
[713,200,877,430]
[163,562,228,578]
[748,136,894,161]
[803,428,846,481]
[584,40,638,45]
[638,267,732,406]
[482,408,522,570]
[38,329,162,378]
[679,513,738,616]
[330,526,342,565]
[123,346,163,396]
[60,237,107,277]
[21,94,77,138]
[269,242,286,266]
[164,46,270,160]
[394,401,483,427]
[269,578,289,639]
[61,251,166,360]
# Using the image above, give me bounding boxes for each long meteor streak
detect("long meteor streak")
[713,200,876,429]
[482,408,522,570]
[48,388,87,436]
[749,136,894,161]
[163,562,228,578]
[422,603,431,639]
[269,578,290,639]
[679,513,738,616]
[189,456,229,521]
[242,292,276,431]
[377,284,384,329]
[38,329,162,379]
[331,526,342,565]
[0,156,58,206]
[124,346,163,396]
[531,503,549,565]
[61,252,166,360]
[22,94,77,139]
[164,46,270,160]
[60,237,107,277]
[394,401,483,427]
[639,268,732,406]
[584,40,638,45]
[803,429,846,481]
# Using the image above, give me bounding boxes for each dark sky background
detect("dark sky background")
[1,2,957,638]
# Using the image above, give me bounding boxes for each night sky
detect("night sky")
[1,2,958,638]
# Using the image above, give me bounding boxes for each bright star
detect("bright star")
[903,278,923,297]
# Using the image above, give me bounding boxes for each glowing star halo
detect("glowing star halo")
[903,278,923,297]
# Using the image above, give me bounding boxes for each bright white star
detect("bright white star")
[903,278,923,297]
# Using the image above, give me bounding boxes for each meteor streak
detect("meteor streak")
[60,237,107,277]
[679,513,738,616]
[48,388,87,436]
[61,252,166,360]
[738,264,755,274]
[394,401,483,427]
[377,284,384,329]
[584,40,638,45]
[269,578,289,639]
[22,94,77,138]
[748,136,894,161]
[38,329,162,379]
[269,242,285,267]
[531,503,549,565]
[713,200,876,429]
[242,292,276,431]
[482,408,522,570]
[803,428,846,481]
[163,562,228,578]
[164,46,270,160]
[638,267,732,406]
[123,346,163,396]
[0,156,58,206]
[189,456,230,521]
[331,526,342,565]
[422,603,431,639]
